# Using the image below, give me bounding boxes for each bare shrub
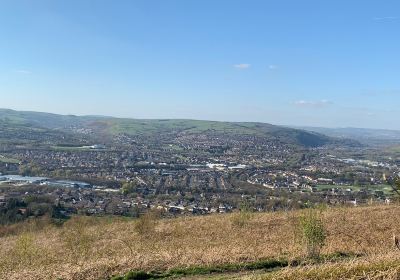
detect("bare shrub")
[231,202,254,228]
[134,209,161,236]
[12,232,38,266]
[61,216,96,263]
[299,209,326,258]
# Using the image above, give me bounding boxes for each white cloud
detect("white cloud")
[233,64,250,69]
[268,65,278,70]
[14,69,31,74]
[294,100,333,108]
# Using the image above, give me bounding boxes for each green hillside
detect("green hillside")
[0,108,355,148]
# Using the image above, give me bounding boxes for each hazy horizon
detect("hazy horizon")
[1,1,399,129]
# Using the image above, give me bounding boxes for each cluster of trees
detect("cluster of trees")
[0,196,69,225]
[19,163,43,177]
[121,181,139,195]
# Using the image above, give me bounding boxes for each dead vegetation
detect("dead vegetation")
[1,204,400,280]
[247,252,400,280]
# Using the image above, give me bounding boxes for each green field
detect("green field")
[0,156,19,164]
[51,146,92,151]
[387,145,400,154]
[106,119,265,136]
[316,184,393,195]
[164,144,184,151]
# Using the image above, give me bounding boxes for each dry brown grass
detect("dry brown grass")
[1,205,400,280]
[245,252,400,280]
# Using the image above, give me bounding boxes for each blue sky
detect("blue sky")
[0,0,399,129]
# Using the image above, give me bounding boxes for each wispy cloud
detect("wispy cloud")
[294,100,333,108]
[373,16,398,21]
[233,64,250,69]
[268,65,278,70]
[14,69,31,74]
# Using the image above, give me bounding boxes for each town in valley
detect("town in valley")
[1,109,399,223]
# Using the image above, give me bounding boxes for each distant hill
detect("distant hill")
[0,108,97,129]
[0,108,358,148]
[297,126,400,145]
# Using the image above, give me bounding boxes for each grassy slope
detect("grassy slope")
[0,108,338,147]
[251,255,400,280]
[103,118,332,147]
[0,108,285,136]
[2,205,400,280]
[196,254,400,280]
[0,108,109,129]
